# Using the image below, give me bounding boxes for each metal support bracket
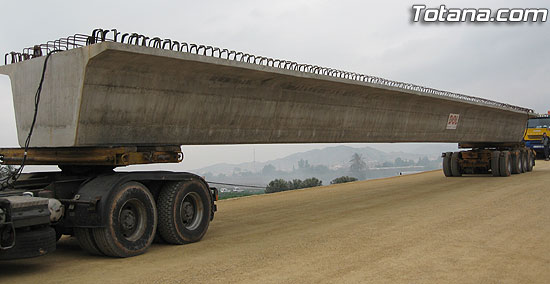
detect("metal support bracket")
[0,146,183,167]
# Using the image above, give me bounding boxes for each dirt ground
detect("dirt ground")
[1,162,549,283]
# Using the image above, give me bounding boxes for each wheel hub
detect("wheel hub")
[178,192,204,231]
[121,208,136,232]
[182,201,195,224]
[118,199,147,241]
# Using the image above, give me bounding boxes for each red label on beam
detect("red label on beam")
[446,113,460,130]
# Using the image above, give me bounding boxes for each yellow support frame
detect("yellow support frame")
[0,146,183,166]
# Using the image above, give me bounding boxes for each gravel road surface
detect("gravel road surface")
[1,162,549,283]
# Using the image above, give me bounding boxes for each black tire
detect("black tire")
[158,180,212,245]
[75,228,103,256]
[442,152,452,177]
[0,227,56,260]
[510,150,521,174]
[450,152,462,177]
[526,151,534,172]
[153,231,167,244]
[500,151,512,177]
[491,151,501,177]
[92,182,157,257]
[520,150,527,173]
[54,226,63,242]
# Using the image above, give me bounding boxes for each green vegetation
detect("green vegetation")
[202,149,442,194]
[330,176,358,184]
[265,177,322,193]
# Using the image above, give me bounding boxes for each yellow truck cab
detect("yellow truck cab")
[524,115,550,157]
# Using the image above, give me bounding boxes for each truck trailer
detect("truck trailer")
[0,29,535,260]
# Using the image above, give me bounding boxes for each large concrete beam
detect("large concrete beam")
[0,42,532,147]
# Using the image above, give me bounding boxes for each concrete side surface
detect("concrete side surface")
[0,42,531,147]
[0,48,90,147]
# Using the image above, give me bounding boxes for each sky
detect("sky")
[0,0,548,171]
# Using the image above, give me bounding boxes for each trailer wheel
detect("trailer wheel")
[153,232,167,244]
[510,150,521,174]
[157,180,212,245]
[499,151,512,177]
[526,151,534,172]
[442,152,452,177]
[54,226,63,242]
[0,227,56,260]
[450,152,462,177]
[92,181,157,257]
[75,228,103,256]
[491,151,501,177]
[520,150,527,173]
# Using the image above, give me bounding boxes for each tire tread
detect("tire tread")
[491,151,500,177]
[157,182,182,244]
[75,228,103,256]
[450,152,462,177]
[157,180,212,245]
[91,181,157,258]
[0,227,56,260]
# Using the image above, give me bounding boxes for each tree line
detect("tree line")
[265,177,323,193]
[265,175,358,193]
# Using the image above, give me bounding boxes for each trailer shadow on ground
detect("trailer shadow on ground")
[0,261,48,277]
[0,237,107,278]
[0,234,178,279]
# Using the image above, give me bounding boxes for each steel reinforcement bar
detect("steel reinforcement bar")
[3,28,534,114]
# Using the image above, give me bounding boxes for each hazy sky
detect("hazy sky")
[0,0,548,171]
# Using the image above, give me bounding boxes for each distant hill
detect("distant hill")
[193,145,447,175]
